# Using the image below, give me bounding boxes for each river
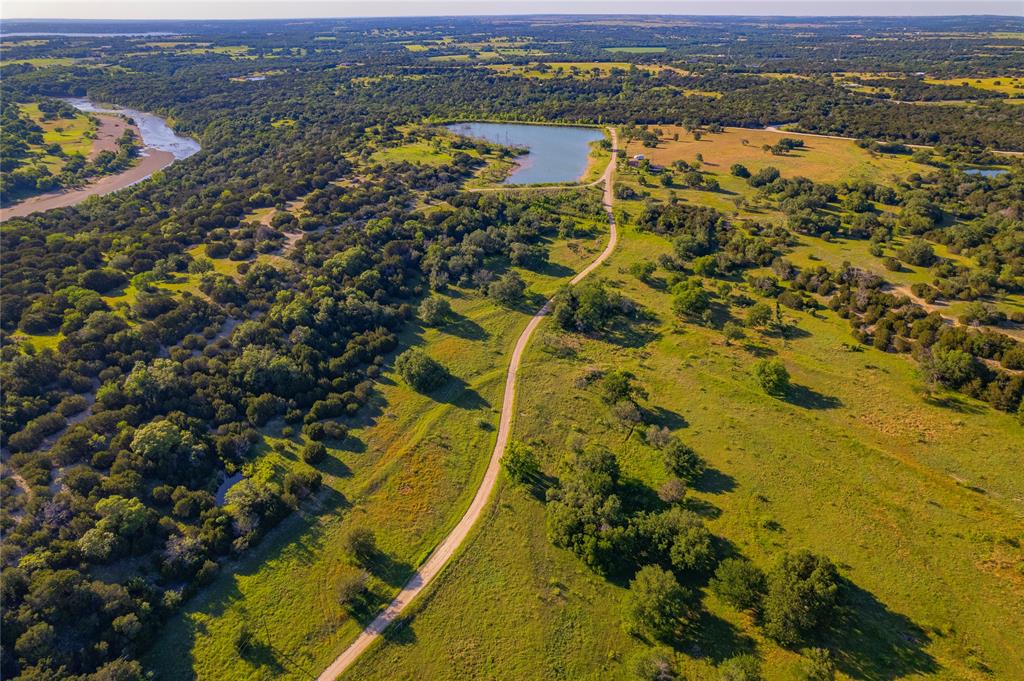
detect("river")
[0,98,200,221]
[446,122,604,184]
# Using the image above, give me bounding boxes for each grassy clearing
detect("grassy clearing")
[623,126,921,187]
[0,57,78,67]
[144,194,608,680]
[371,141,455,166]
[14,103,97,172]
[346,213,1024,681]
[923,75,1024,96]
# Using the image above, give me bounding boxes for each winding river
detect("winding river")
[0,98,199,222]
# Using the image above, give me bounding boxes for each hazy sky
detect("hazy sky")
[3,0,1022,20]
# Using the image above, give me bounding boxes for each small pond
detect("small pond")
[964,168,1009,178]
[446,122,604,184]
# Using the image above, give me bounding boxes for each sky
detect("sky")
[3,0,1022,20]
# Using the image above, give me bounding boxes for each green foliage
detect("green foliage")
[718,654,763,681]
[710,558,767,611]
[502,440,541,485]
[418,296,452,326]
[671,279,711,318]
[301,441,327,464]
[489,270,527,306]
[753,359,790,396]
[345,527,377,564]
[662,437,704,482]
[621,565,692,641]
[394,348,450,392]
[763,551,841,646]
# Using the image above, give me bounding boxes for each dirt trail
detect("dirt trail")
[316,129,620,681]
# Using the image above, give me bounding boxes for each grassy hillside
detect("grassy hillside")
[345,218,1024,681]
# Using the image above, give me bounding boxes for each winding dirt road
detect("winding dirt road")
[317,129,620,681]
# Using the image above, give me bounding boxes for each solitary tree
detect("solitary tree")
[503,441,541,485]
[395,349,450,392]
[753,359,790,396]
[763,550,840,646]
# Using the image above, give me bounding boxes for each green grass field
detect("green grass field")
[345,219,1024,681]
[923,75,1024,96]
[15,102,97,172]
[144,192,610,680]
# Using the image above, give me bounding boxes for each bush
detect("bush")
[662,437,704,482]
[710,558,766,611]
[345,527,377,564]
[622,565,692,641]
[763,551,840,646]
[719,654,762,681]
[301,441,327,464]
[488,270,526,306]
[502,440,540,485]
[630,648,677,680]
[753,359,789,396]
[394,348,449,392]
[898,238,936,267]
[418,296,451,326]
[730,163,750,178]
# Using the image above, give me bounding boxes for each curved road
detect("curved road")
[317,128,619,681]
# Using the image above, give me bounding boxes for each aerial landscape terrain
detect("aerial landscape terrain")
[0,8,1022,681]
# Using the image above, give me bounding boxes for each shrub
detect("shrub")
[301,442,327,464]
[418,296,451,326]
[730,163,750,178]
[503,441,541,485]
[718,654,762,681]
[488,270,526,306]
[763,551,840,646]
[898,238,936,267]
[394,349,449,392]
[753,359,789,396]
[710,558,766,611]
[345,527,377,564]
[622,565,692,640]
[663,437,704,482]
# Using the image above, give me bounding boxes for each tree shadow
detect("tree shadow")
[785,384,843,410]
[318,453,352,479]
[238,635,286,675]
[693,467,736,495]
[361,548,415,589]
[432,375,490,410]
[646,405,689,430]
[824,579,938,680]
[921,392,986,414]
[742,342,777,358]
[682,608,758,663]
[619,477,664,515]
[382,614,419,646]
[594,316,660,349]
[532,259,575,278]
[442,312,488,341]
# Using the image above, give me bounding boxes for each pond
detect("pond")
[964,168,1009,178]
[446,122,604,184]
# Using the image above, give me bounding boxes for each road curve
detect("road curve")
[317,128,619,681]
